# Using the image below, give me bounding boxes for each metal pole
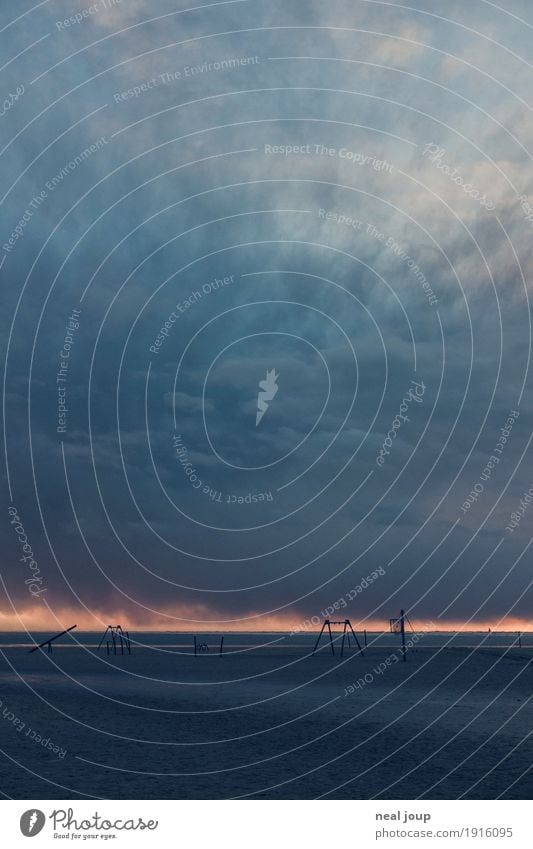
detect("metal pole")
[400,609,406,661]
[97,626,111,651]
[364,629,367,648]
[326,620,335,656]
[347,620,364,656]
[340,621,347,657]
[312,621,327,655]
[219,636,224,657]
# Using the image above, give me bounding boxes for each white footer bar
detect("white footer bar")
[1,799,529,848]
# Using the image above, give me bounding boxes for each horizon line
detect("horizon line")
[1,608,531,633]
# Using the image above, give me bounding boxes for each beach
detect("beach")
[0,632,531,799]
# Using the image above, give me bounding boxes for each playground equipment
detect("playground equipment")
[28,625,77,653]
[97,625,131,655]
[390,609,417,660]
[194,635,224,656]
[312,619,364,657]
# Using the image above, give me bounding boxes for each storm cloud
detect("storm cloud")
[2,0,533,631]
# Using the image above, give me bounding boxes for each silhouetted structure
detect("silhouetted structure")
[194,635,224,656]
[390,610,414,660]
[97,625,131,655]
[312,619,364,657]
[28,625,77,653]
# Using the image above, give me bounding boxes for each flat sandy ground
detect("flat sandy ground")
[0,637,531,799]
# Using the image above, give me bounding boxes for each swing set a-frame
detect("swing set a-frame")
[97,624,131,655]
[312,619,364,657]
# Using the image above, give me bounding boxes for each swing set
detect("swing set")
[312,619,364,657]
[97,624,131,655]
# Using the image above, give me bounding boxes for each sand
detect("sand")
[0,632,531,799]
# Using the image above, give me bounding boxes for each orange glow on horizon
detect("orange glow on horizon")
[0,605,531,633]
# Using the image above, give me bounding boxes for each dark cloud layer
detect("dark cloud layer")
[2,0,533,629]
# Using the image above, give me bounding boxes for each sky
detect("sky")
[2,0,533,632]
